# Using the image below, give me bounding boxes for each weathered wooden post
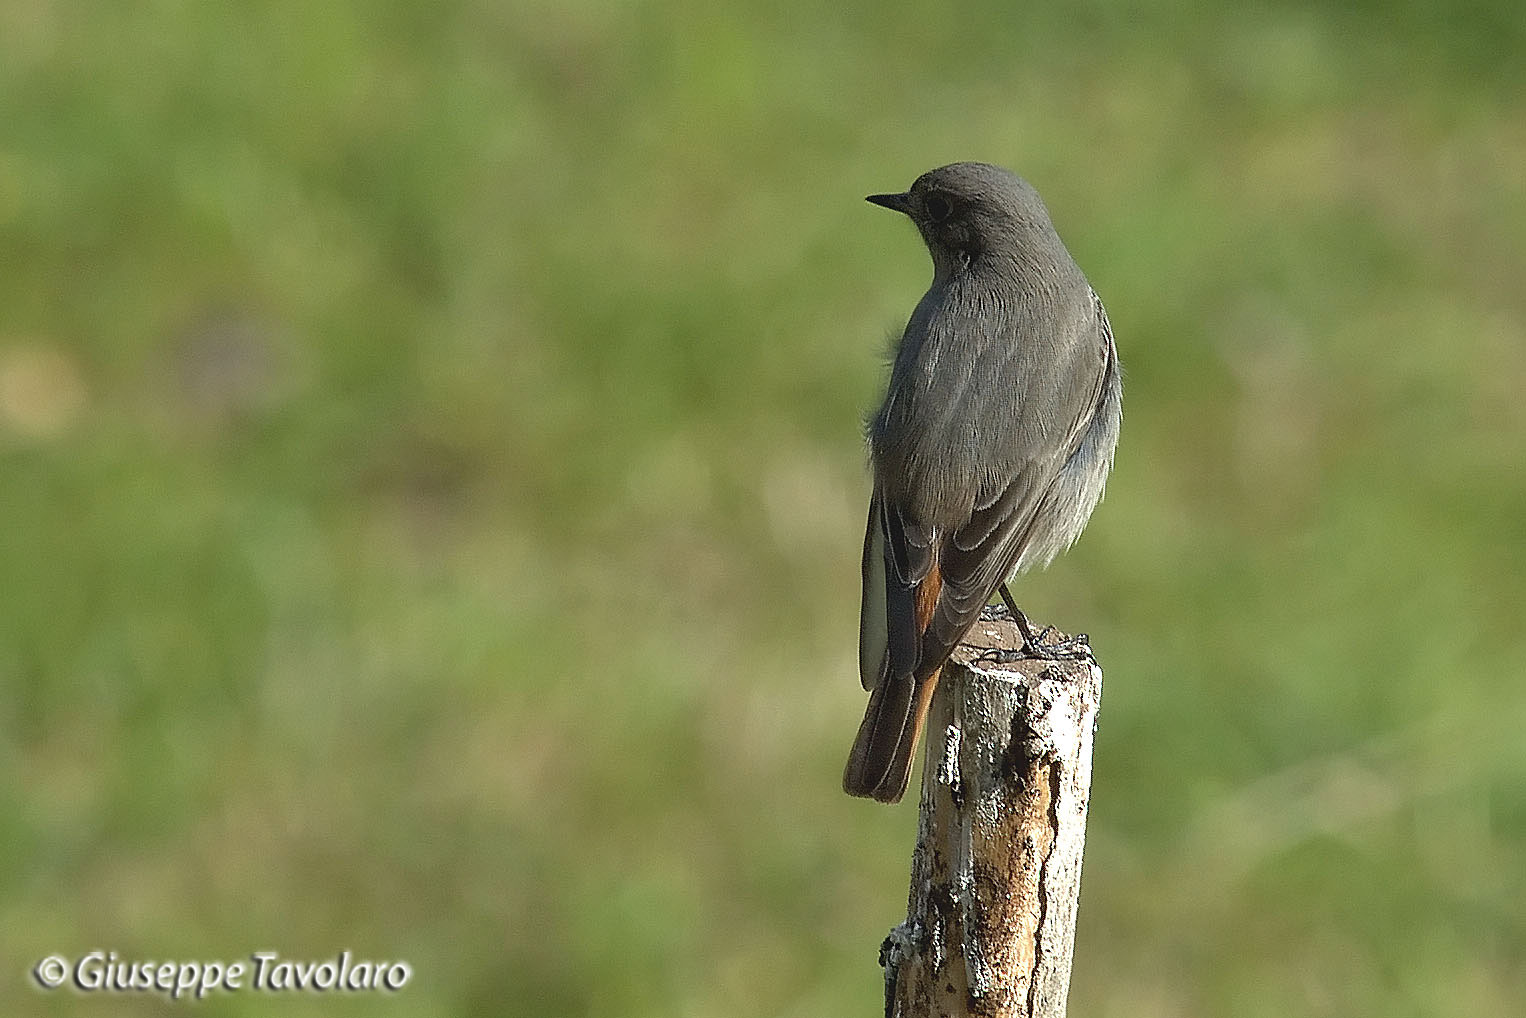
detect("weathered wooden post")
[877,609,1103,1018]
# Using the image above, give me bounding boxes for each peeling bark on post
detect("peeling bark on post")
[879,609,1102,1018]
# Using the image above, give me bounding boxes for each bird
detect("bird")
[844,162,1121,804]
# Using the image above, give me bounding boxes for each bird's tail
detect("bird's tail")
[842,664,943,803]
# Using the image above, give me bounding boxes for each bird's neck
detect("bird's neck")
[935,244,1077,301]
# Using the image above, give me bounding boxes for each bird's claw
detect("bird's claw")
[1020,632,1092,661]
[978,590,1092,662]
[973,646,1028,665]
[973,631,1091,664]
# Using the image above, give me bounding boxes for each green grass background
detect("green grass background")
[4,1,1525,1014]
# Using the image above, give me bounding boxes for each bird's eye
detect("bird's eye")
[923,193,951,222]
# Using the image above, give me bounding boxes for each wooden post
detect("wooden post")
[878,610,1103,1018]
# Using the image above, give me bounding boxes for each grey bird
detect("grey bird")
[844,162,1122,804]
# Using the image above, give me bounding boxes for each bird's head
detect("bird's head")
[867,162,1056,277]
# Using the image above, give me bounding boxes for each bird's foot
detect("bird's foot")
[979,588,1093,663]
[1020,630,1092,661]
[973,645,1026,666]
[973,630,1091,664]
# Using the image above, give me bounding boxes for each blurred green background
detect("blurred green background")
[4,0,1525,1015]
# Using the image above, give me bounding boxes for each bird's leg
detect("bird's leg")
[998,584,1050,647]
[975,584,1092,662]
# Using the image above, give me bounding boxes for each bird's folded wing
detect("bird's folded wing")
[917,470,1047,674]
[919,322,1116,675]
[859,490,938,690]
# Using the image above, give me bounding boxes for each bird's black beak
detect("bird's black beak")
[866,192,913,215]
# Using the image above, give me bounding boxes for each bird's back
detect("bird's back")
[870,256,1099,528]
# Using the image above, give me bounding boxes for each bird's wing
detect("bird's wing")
[917,301,1116,675]
[858,489,934,690]
[848,485,946,801]
[915,469,1048,676]
[857,492,888,691]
